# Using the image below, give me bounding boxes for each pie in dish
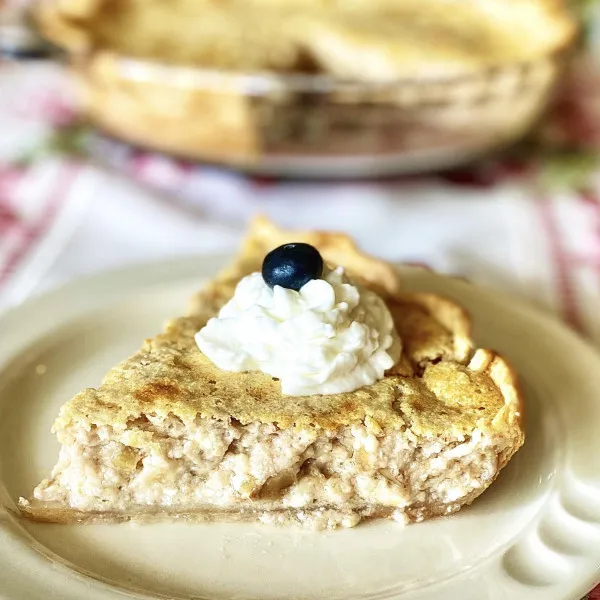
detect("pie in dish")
[19,217,524,530]
[31,0,576,170]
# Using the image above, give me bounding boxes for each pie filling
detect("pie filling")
[33,414,507,529]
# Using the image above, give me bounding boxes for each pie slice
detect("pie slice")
[19,217,524,530]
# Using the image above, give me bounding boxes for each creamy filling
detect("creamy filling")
[195,267,401,396]
[33,415,503,529]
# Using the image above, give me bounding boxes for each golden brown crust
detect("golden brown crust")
[52,312,481,434]
[76,51,260,164]
[17,503,309,525]
[47,217,522,440]
[33,0,97,53]
[17,502,319,525]
[189,215,473,374]
[389,292,472,369]
[199,214,402,302]
[475,349,526,468]
[394,350,523,439]
[14,502,444,525]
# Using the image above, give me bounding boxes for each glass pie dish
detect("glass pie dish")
[33,0,579,178]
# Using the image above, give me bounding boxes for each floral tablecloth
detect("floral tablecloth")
[1,16,600,599]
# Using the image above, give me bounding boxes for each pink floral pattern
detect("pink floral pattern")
[13,88,78,128]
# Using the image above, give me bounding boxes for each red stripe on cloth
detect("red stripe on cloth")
[572,255,600,269]
[0,203,18,232]
[589,584,600,600]
[0,162,80,289]
[536,196,584,332]
[0,167,26,208]
[577,189,600,284]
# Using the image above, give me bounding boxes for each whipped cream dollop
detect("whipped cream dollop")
[195,267,401,396]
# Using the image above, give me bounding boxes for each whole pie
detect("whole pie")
[32,0,576,167]
[19,217,524,530]
[36,0,575,76]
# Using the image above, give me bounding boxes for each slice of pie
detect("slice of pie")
[19,217,524,530]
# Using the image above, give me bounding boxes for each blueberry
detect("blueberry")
[262,243,324,291]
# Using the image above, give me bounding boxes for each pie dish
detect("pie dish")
[19,217,524,530]
[32,0,578,176]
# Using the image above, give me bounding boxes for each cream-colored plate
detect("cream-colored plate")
[1,258,600,600]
